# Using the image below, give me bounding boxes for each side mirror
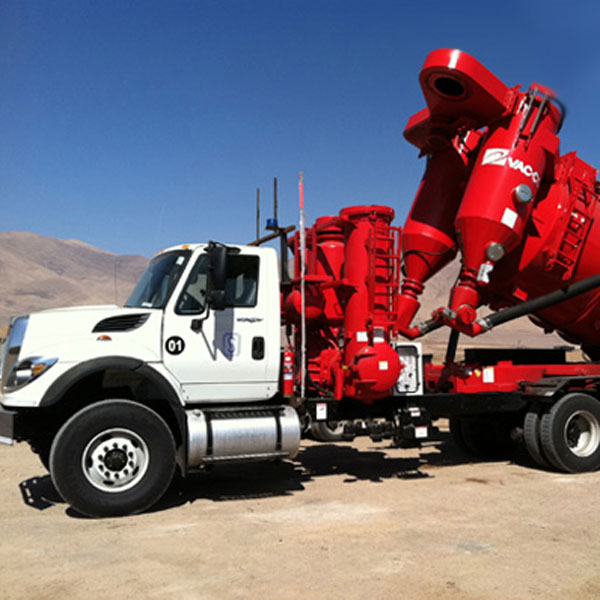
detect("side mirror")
[206,242,227,311]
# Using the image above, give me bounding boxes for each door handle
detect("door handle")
[252,337,265,360]
[191,319,203,332]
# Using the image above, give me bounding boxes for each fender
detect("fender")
[40,356,186,445]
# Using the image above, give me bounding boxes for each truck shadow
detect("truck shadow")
[152,429,525,512]
[149,446,430,514]
[18,431,530,516]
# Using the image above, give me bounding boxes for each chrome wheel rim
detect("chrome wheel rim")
[82,428,149,493]
[564,410,600,458]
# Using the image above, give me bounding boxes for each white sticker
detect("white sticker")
[316,403,327,421]
[483,367,495,383]
[501,207,518,229]
[379,361,389,371]
[356,331,368,342]
[415,426,428,439]
[477,262,494,284]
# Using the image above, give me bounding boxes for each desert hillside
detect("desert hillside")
[0,232,148,328]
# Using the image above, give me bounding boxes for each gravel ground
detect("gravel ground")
[1,424,599,599]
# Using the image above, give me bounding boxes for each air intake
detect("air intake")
[92,313,150,333]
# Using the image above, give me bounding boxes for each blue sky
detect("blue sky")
[2,0,600,257]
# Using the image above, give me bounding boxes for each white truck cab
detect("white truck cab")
[0,242,300,517]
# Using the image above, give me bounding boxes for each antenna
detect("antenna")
[299,172,306,400]
[256,188,260,241]
[273,177,278,223]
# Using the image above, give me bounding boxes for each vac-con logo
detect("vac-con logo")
[481,148,541,184]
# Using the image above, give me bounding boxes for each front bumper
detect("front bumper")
[0,408,16,445]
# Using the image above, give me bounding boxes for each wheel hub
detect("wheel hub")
[104,449,128,472]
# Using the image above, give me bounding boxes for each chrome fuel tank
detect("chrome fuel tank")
[186,405,301,466]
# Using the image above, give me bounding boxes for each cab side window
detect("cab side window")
[225,255,259,307]
[176,254,259,314]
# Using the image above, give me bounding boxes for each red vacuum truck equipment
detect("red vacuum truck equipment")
[391,48,600,473]
[3,48,600,517]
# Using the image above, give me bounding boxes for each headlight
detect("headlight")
[1,316,29,388]
[4,357,57,392]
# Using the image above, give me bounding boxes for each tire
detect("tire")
[30,437,53,471]
[449,417,472,455]
[49,400,176,517]
[310,420,345,442]
[540,393,600,473]
[450,417,514,459]
[523,404,551,469]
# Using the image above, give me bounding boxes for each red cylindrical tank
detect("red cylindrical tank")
[285,217,345,389]
[283,287,324,324]
[449,90,562,325]
[339,206,401,402]
[314,216,346,326]
[397,135,477,336]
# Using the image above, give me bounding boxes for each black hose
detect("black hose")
[306,366,331,396]
[445,329,460,364]
[481,273,600,330]
[417,318,445,335]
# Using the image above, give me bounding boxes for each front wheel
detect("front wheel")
[49,400,176,517]
[540,393,600,473]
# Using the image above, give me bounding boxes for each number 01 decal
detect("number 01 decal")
[165,336,185,355]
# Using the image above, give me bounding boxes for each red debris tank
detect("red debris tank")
[488,152,600,356]
[400,48,600,356]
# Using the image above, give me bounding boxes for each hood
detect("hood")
[19,305,163,363]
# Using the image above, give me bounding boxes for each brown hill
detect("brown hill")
[0,232,149,327]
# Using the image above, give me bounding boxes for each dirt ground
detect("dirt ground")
[1,423,599,600]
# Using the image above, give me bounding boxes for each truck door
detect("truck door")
[162,250,278,403]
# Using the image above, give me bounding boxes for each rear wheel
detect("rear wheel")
[310,420,345,442]
[449,417,472,455]
[49,400,176,517]
[523,404,551,469]
[449,417,515,459]
[540,393,600,473]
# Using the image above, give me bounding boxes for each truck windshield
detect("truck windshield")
[125,250,190,309]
